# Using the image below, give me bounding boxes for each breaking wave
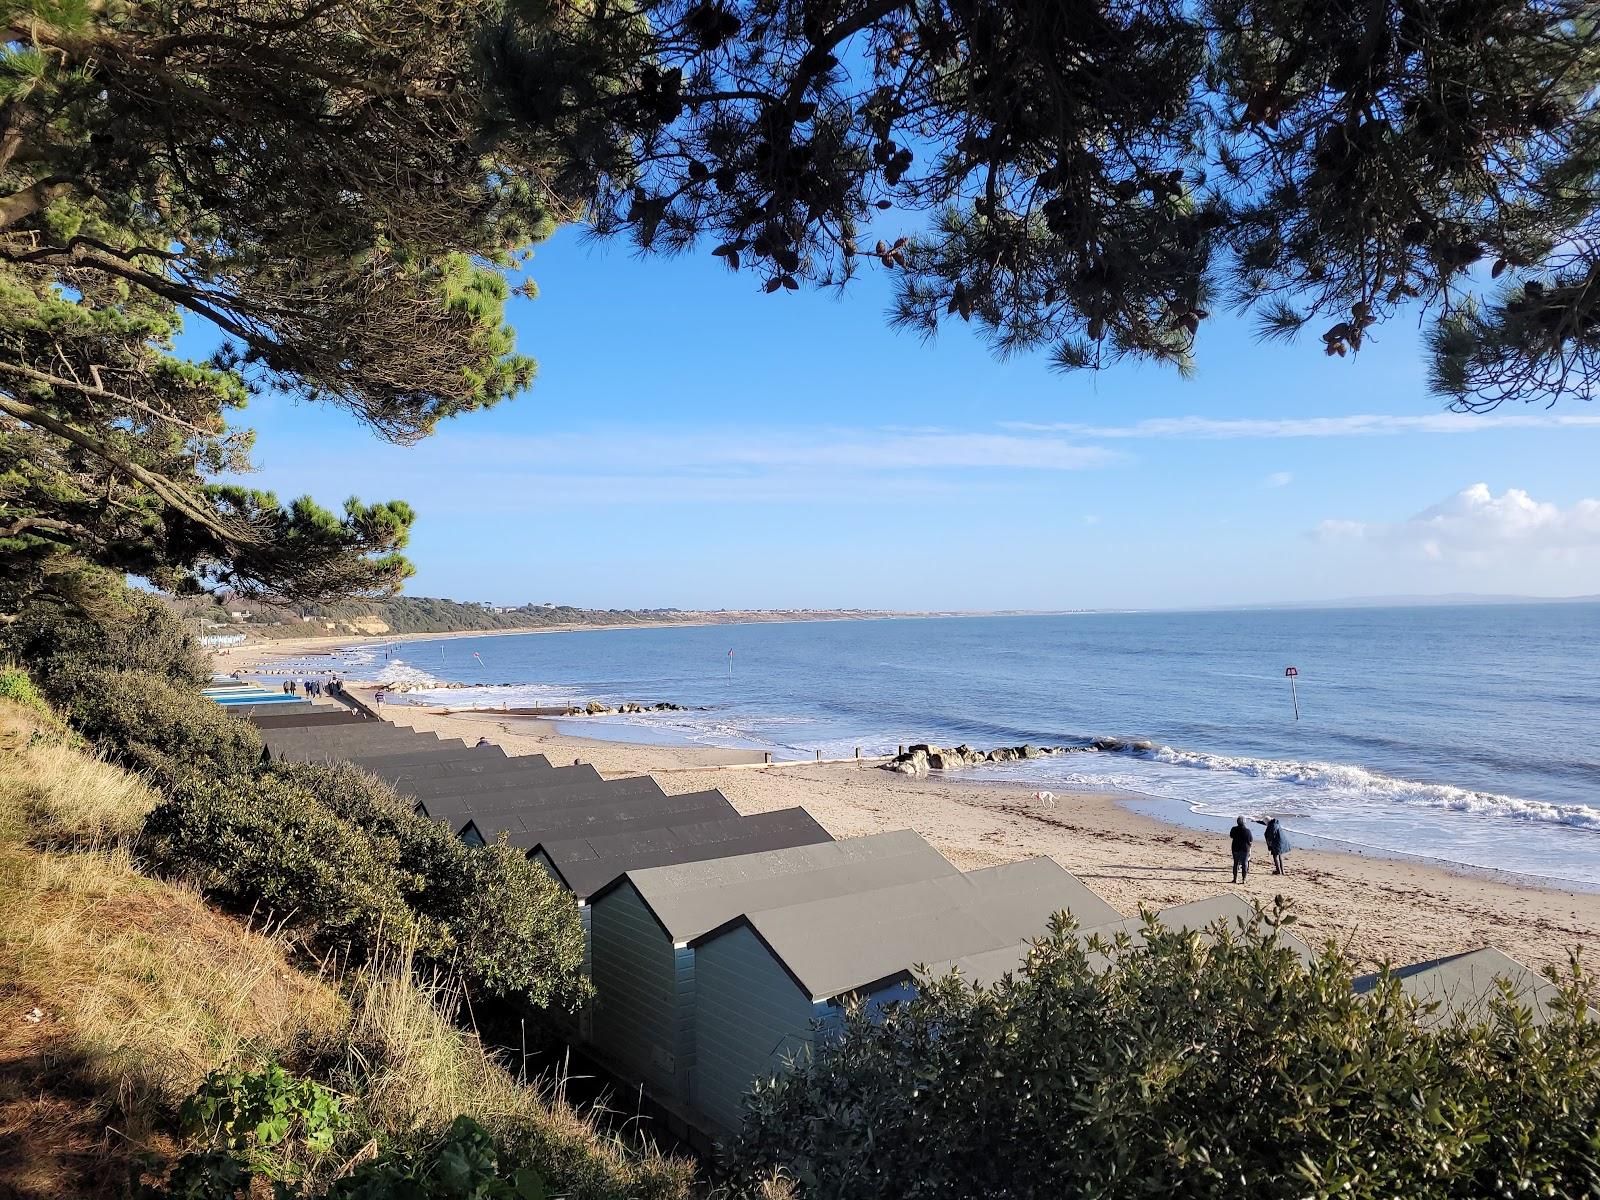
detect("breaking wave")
[1073,738,1600,832]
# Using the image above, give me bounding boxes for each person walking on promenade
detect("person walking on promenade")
[1229,817,1254,883]
[1265,818,1291,875]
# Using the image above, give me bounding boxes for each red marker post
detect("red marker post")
[1284,666,1300,721]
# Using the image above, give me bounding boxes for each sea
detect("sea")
[263,605,1600,888]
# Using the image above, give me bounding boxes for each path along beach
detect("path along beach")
[217,632,1600,974]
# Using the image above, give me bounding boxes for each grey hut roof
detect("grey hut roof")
[246,710,369,730]
[462,788,738,847]
[924,892,1312,987]
[1352,947,1561,1026]
[606,829,959,945]
[692,856,1120,1002]
[371,755,569,791]
[398,759,600,798]
[538,807,834,900]
[417,775,665,823]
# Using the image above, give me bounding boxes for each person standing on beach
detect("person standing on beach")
[1229,817,1254,883]
[1265,818,1291,875]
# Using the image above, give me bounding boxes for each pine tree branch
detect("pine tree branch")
[0,391,257,549]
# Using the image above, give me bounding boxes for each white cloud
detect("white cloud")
[1004,413,1600,440]
[249,424,1116,508]
[1265,471,1293,488]
[440,427,1117,474]
[1317,484,1600,562]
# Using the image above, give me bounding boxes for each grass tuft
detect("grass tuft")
[0,734,160,846]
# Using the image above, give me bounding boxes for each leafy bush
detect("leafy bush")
[0,665,49,716]
[728,908,1600,1199]
[139,1114,548,1200]
[4,574,209,699]
[181,1064,347,1156]
[270,762,590,1009]
[444,841,590,1010]
[147,761,589,1010]
[143,770,423,952]
[328,1116,548,1200]
[61,666,263,784]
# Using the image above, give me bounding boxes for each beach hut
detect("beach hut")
[261,724,448,760]
[689,855,1118,1137]
[379,757,571,795]
[460,787,737,848]
[534,808,833,902]
[922,892,1314,986]
[1351,947,1562,1026]
[584,829,958,1113]
[245,710,369,730]
[420,775,668,829]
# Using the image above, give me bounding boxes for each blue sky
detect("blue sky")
[223,227,1600,610]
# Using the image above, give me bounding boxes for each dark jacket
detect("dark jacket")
[1266,821,1290,854]
[1229,824,1253,853]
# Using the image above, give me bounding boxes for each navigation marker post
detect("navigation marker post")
[728,648,734,680]
[1285,666,1300,721]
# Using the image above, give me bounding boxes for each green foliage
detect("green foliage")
[0,0,611,600]
[181,1064,348,1157]
[142,769,424,951]
[727,907,1600,1199]
[328,1116,548,1200]
[143,757,589,1009]
[444,839,592,1010]
[589,0,1599,405]
[138,1116,549,1200]
[0,665,47,716]
[62,668,263,785]
[2,571,209,696]
[268,761,591,1010]
[135,1148,256,1200]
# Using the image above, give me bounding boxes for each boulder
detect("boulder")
[584,700,613,715]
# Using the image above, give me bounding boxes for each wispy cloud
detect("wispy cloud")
[1265,471,1293,488]
[1318,484,1600,563]
[447,428,1117,473]
[252,424,1116,508]
[1004,413,1600,440]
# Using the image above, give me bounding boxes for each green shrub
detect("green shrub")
[269,762,590,1010]
[4,575,209,700]
[328,1116,548,1200]
[62,667,263,784]
[444,841,590,1010]
[728,908,1600,1199]
[139,1115,549,1200]
[0,665,49,716]
[181,1063,348,1156]
[143,770,423,952]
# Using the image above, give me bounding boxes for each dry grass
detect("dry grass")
[0,735,160,846]
[0,702,696,1200]
[336,954,696,1200]
[0,838,346,1117]
[0,730,345,1198]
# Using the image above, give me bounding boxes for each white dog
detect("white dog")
[1033,789,1056,807]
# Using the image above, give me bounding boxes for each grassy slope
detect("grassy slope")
[0,699,695,1200]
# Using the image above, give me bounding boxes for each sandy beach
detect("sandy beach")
[362,696,1598,976]
[218,634,1600,975]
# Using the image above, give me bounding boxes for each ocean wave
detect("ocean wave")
[1084,738,1600,832]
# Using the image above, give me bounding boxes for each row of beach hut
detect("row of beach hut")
[211,680,1563,1143]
